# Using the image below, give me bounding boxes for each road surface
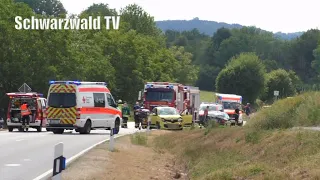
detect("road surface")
[0,122,140,180]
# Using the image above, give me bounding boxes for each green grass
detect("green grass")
[130,132,148,146]
[151,92,320,179]
[200,90,215,102]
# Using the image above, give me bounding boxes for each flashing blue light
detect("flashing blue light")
[49,80,55,84]
[168,85,174,89]
[73,81,81,85]
[38,94,43,97]
[146,84,153,88]
[218,96,222,100]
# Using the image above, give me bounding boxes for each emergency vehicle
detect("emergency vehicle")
[140,82,185,111]
[45,81,122,134]
[6,92,47,132]
[215,93,244,126]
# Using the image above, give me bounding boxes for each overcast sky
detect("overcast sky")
[59,0,319,33]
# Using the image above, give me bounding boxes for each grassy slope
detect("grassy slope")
[152,92,320,179]
[200,90,215,102]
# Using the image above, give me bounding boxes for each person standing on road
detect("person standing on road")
[20,101,31,132]
[133,101,141,128]
[121,102,130,128]
[234,108,240,126]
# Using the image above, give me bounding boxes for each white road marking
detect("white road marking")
[23,159,31,161]
[16,139,24,142]
[5,164,21,167]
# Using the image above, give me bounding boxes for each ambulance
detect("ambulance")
[6,92,47,132]
[215,93,244,126]
[45,81,122,134]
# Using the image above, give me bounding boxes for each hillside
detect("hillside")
[156,18,304,40]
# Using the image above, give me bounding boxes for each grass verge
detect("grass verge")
[130,132,148,146]
[152,92,320,179]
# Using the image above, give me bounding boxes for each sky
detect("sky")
[59,0,320,33]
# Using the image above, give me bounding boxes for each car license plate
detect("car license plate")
[49,119,60,124]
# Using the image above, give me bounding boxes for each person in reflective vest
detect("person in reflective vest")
[121,102,130,128]
[20,101,31,131]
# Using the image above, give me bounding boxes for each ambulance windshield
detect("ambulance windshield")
[48,93,76,108]
[145,88,174,102]
[222,102,240,110]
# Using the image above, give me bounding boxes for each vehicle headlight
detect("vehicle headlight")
[161,118,165,122]
[178,118,182,122]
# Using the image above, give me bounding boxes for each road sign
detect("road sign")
[274,91,279,96]
[18,83,32,93]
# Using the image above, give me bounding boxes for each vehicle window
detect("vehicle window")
[11,98,36,109]
[48,93,76,108]
[93,93,105,107]
[199,105,218,111]
[146,90,174,101]
[106,93,116,107]
[158,108,178,115]
[222,102,240,109]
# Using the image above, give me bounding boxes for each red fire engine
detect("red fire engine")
[6,92,47,132]
[140,82,200,112]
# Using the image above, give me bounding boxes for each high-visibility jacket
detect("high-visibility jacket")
[20,104,31,116]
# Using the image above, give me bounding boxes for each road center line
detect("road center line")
[5,164,21,167]
[16,139,24,141]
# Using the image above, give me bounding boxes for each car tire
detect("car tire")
[156,122,161,129]
[8,127,13,132]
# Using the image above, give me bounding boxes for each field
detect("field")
[200,90,215,102]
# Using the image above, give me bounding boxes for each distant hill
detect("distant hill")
[156,18,304,40]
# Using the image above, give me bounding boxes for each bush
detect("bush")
[216,52,266,103]
[261,69,296,102]
[247,92,320,130]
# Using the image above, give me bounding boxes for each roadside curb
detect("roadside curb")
[32,133,128,180]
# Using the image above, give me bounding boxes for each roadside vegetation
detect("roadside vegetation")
[200,90,215,102]
[151,92,320,179]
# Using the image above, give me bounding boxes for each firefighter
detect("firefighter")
[117,99,124,111]
[20,101,31,132]
[133,101,141,128]
[121,102,130,128]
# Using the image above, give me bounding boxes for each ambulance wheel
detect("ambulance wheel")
[52,129,64,134]
[114,118,120,134]
[80,120,91,134]
[8,127,13,132]
[46,128,51,131]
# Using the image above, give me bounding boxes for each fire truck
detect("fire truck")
[138,82,200,113]
[6,92,47,132]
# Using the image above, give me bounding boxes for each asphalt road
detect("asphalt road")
[0,122,140,180]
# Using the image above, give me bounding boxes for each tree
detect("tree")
[216,52,266,103]
[15,0,67,17]
[261,69,296,101]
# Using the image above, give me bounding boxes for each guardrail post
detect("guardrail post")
[147,116,151,134]
[52,142,66,180]
[109,122,115,151]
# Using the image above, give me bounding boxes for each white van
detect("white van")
[45,81,122,134]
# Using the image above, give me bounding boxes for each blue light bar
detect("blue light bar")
[167,85,174,89]
[49,80,55,84]
[146,84,153,88]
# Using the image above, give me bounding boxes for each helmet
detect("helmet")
[118,99,122,103]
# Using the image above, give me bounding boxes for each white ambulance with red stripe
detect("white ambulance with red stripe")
[46,81,122,134]
[215,93,244,126]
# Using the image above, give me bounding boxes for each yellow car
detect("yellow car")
[150,107,184,130]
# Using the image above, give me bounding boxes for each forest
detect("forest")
[1,0,320,110]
